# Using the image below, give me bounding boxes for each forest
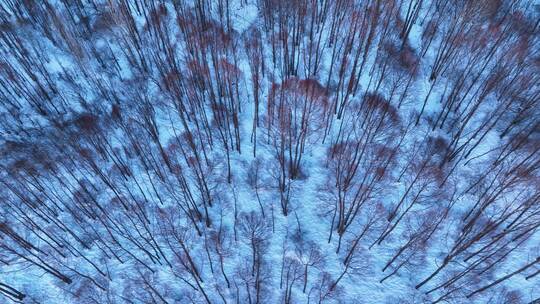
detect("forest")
[0,0,539,303]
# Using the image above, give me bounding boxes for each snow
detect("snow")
[0,0,539,303]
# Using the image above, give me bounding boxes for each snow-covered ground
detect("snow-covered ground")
[0,0,539,303]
